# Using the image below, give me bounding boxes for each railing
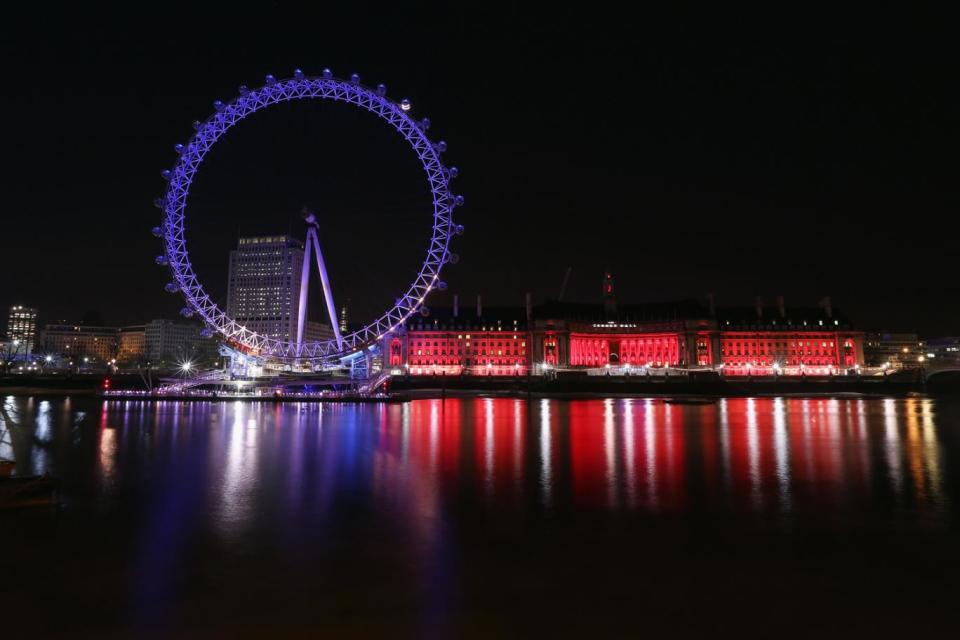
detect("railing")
[358,370,393,394]
[155,369,228,393]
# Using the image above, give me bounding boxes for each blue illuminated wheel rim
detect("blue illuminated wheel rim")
[155,71,463,361]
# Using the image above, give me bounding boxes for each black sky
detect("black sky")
[2,5,957,334]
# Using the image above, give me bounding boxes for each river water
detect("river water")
[2,395,958,637]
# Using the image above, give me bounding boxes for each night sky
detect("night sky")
[2,6,957,334]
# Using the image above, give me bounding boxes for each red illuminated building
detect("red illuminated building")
[389,296,529,376]
[390,273,864,376]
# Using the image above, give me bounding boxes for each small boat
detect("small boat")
[0,474,59,509]
[665,397,718,405]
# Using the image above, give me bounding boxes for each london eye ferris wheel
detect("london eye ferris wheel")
[152,69,465,364]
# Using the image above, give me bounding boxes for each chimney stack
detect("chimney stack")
[476,294,482,318]
[776,295,786,318]
[754,296,763,320]
[453,294,459,318]
[602,270,617,320]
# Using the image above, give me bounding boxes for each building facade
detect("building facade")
[226,235,305,342]
[388,280,865,377]
[715,310,864,375]
[388,298,529,376]
[117,325,147,363]
[925,337,960,368]
[304,320,335,344]
[144,320,218,368]
[863,332,926,369]
[41,324,119,362]
[6,305,38,354]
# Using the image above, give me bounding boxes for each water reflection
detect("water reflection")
[0,396,955,528]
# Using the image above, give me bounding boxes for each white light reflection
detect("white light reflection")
[604,398,618,508]
[855,399,871,487]
[217,401,259,535]
[0,397,13,464]
[826,399,844,494]
[402,402,411,465]
[883,398,902,497]
[801,399,815,484]
[772,397,792,514]
[484,398,495,497]
[622,398,637,508]
[99,407,116,483]
[31,400,52,474]
[746,397,762,509]
[539,398,552,507]
[644,399,658,510]
[718,398,732,495]
[513,400,523,492]
[429,400,440,474]
[919,398,943,508]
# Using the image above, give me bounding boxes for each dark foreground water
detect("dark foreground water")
[2,395,959,637]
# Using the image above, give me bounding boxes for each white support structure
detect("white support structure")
[296,213,343,351]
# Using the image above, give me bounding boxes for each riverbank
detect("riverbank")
[5,372,958,399]
[389,374,939,398]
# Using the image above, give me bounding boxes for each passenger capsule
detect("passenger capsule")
[200,328,214,339]
[164,283,179,293]
[192,120,202,130]
[322,68,333,79]
[400,98,411,111]
[455,224,465,235]
[264,74,276,85]
[180,307,194,318]
[350,73,360,84]
[155,255,169,266]
[454,195,465,207]
[437,281,448,291]
[420,117,431,130]
[152,198,164,209]
[213,100,225,111]
[174,143,184,154]
[151,226,163,237]
[294,68,305,79]
[436,140,447,153]
[420,306,430,317]
[448,166,459,178]
[447,252,460,264]
[238,84,249,94]
[161,169,172,180]
[376,83,387,96]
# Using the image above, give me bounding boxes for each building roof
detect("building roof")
[406,306,528,331]
[236,234,304,248]
[403,299,859,332]
[533,299,710,323]
[716,306,856,331]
